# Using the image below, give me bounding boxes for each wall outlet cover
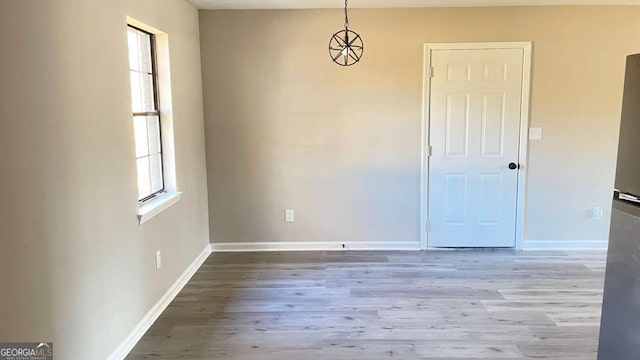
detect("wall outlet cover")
[155,250,162,269]
[285,209,295,222]
[592,207,604,220]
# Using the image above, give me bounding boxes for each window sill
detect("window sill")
[137,192,182,225]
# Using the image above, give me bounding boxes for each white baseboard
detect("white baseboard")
[522,240,609,251]
[106,243,212,360]
[210,241,421,252]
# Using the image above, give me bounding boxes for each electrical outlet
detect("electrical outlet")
[285,209,295,222]
[155,250,162,269]
[592,207,604,220]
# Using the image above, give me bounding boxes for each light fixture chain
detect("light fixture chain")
[344,0,349,29]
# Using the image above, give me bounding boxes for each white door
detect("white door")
[428,47,524,247]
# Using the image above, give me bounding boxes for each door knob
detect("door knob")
[508,162,519,170]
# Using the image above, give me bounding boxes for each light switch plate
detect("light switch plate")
[529,127,543,141]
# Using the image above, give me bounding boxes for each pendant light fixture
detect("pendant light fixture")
[328,0,364,66]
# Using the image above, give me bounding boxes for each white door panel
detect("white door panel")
[428,48,524,247]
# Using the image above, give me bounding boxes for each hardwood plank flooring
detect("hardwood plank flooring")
[126,250,606,360]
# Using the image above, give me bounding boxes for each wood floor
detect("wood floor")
[127,250,606,360]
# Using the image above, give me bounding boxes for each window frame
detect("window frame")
[128,24,166,204]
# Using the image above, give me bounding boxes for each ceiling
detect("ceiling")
[188,0,640,9]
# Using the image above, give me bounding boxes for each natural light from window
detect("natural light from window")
[127,26,165,202]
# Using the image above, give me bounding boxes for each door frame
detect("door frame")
[420,42,533,250]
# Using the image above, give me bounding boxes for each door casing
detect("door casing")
[420,42,533,250]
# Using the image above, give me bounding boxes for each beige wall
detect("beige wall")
[200,6,640,246]
[0,1,209,359]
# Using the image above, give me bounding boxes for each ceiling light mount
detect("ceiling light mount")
[328,0,363,66]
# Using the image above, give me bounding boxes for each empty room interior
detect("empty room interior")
[3,0,640,359]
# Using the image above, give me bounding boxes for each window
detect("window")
[127,25,164,202]
[126,19,180,224]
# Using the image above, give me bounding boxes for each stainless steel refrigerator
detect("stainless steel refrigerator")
[597,54,640,359]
